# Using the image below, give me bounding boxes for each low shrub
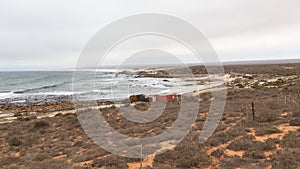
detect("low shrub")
[226,111,240,117]
[154,142,212,168]
[33,154,51,161]
[227,135,276,151]
[219,156,249,169]
[210,149,224,158]
[6,135,22,146]
[243,150,266,159]
[206,126,247,147]
[133,102,150,111]
[227,138,253,151]
[91,155,128,169]
[22,134,40,147]
[54,113,63,117]
[255,125,282,136]
[23,159,72,169]
[256,109,279,123]
[206,132,232,146]
[226,126,247,137]
[265,101,286,110]
[271,149,300,169]
[175,146,212,168]
[214,124,228,132]
[290,117,300,126]
[72,154,93,163]
[282,132,300,148]
[29,120,50,131]
[151,164,174,169]
[13,112,22,117]
[291,111,300,117]
[71,147,108,163]
[0,156,20,167]
[17,115,37,121]
[267,138,281,144]
[263,138,277,151]
[174,143,211,168]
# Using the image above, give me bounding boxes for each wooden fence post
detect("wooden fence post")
[252,102,255,121]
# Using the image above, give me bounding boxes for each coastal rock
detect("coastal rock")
[129,94,150,103]
[136,70,171,78]
[120,70,135,75]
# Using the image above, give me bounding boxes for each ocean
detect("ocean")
[0,70,219,106]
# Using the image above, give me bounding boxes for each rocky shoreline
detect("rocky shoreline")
[1,63,299,122]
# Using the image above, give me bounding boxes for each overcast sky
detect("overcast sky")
[0,0,300,70]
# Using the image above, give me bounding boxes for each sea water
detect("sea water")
[0,70,220,105]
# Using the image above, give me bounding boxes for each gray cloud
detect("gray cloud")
[0,0,299,70]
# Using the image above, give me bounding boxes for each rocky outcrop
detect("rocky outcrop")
[129,94,150,103]
[136,70,171,78]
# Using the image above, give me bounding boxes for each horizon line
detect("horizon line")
[0,58,299,72]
